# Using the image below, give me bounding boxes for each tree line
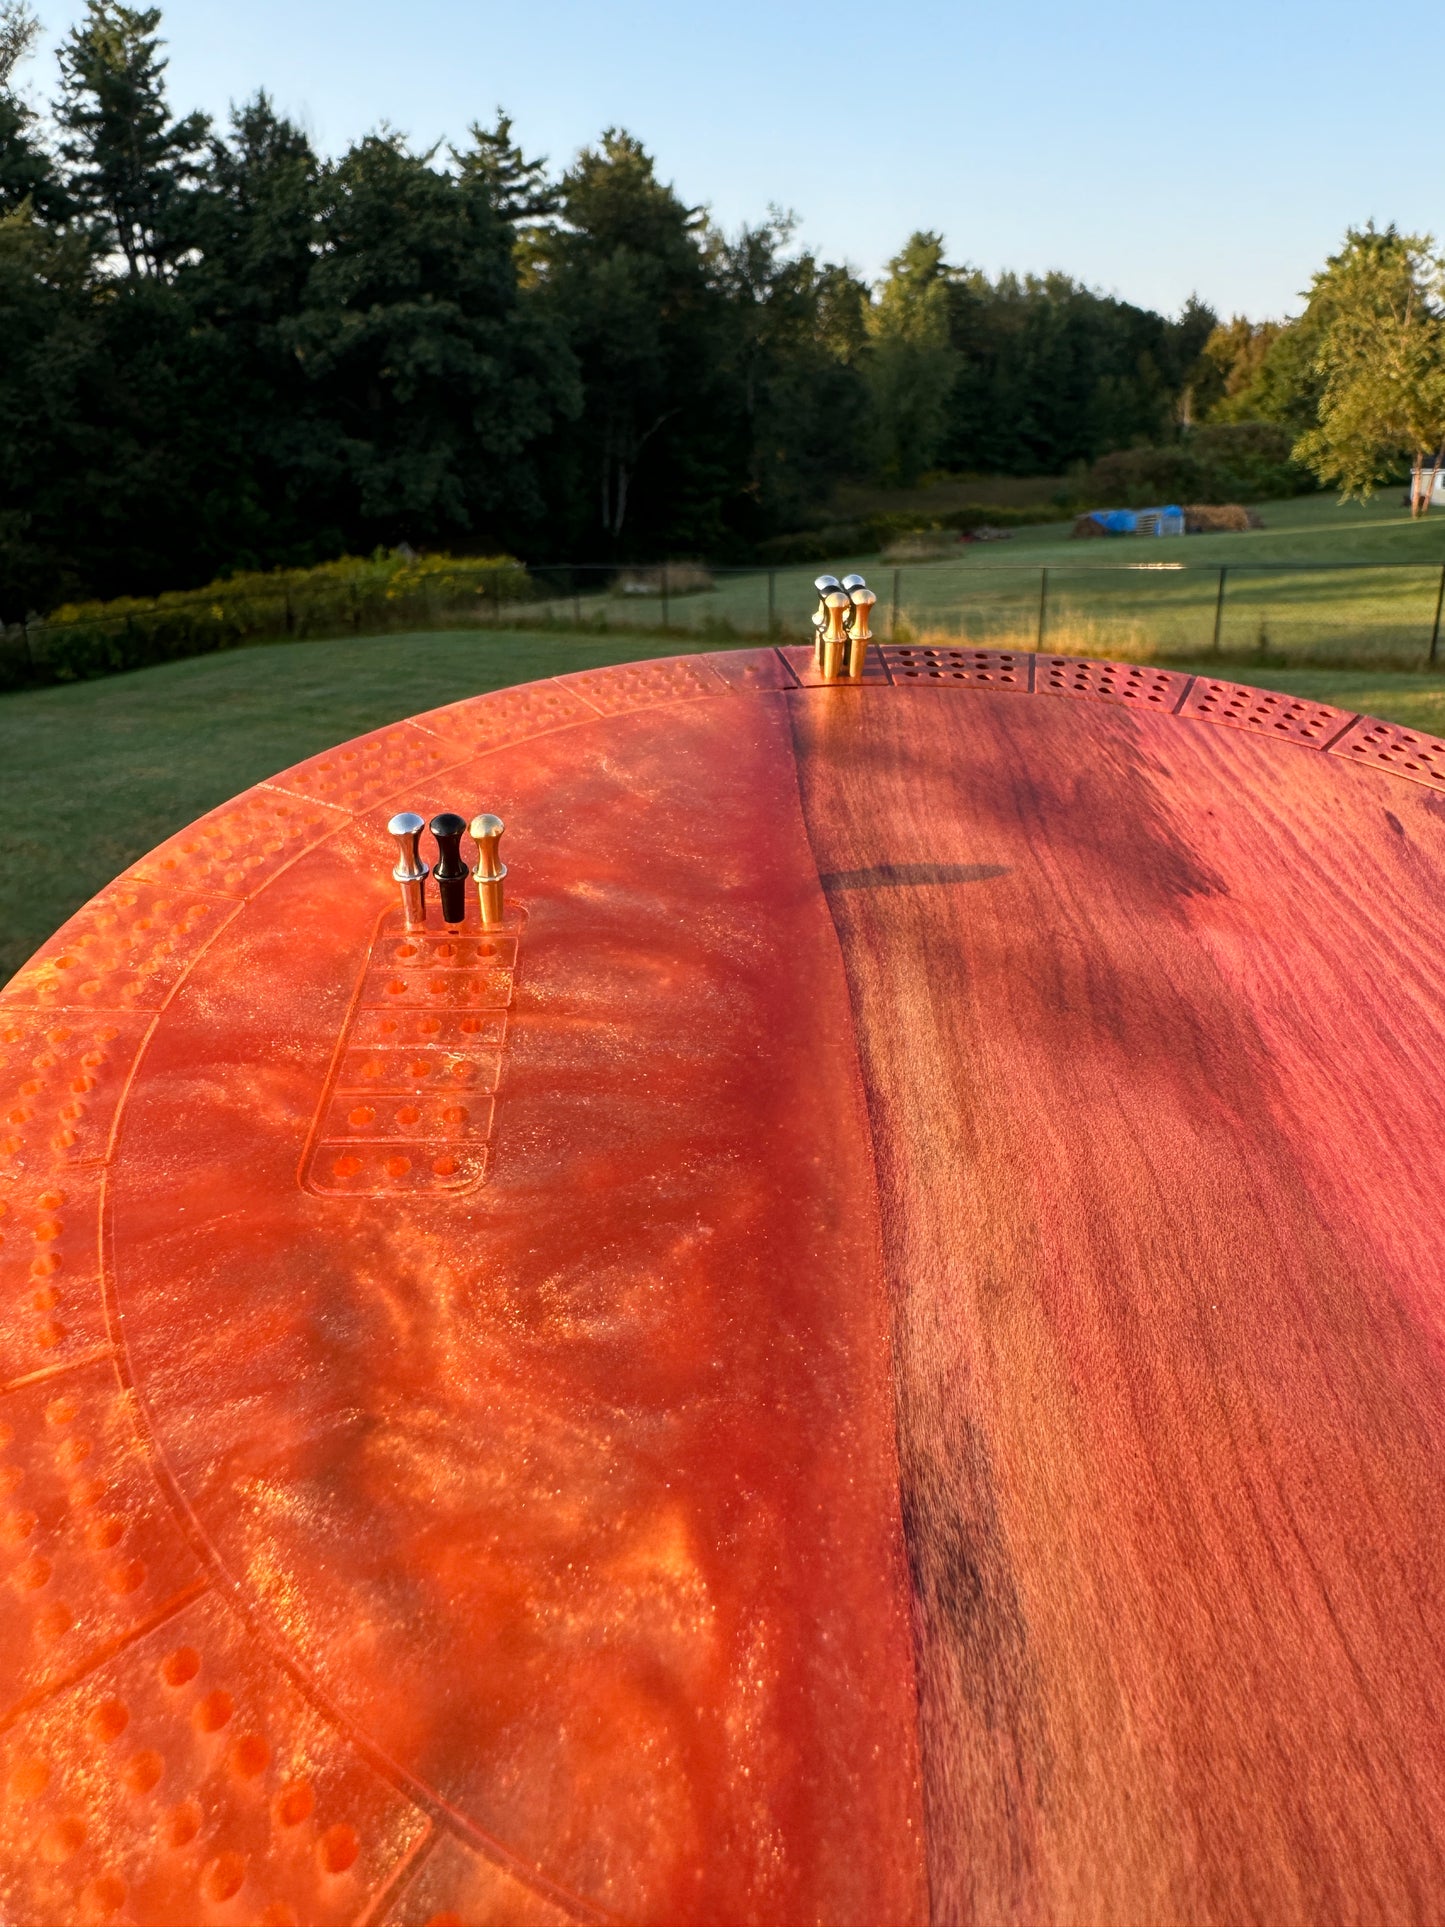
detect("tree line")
[0,0,1232,618]
[0,2,1435,624]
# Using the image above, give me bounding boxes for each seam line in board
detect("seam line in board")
[99,1012,160,1164]
[259,734,479,811]
[0,1343,117,1397]
[253,781,354,818]
[408,711,600,755]
[406,670,612,745]
[351,1818,439,1927]
[0,1575,211,1736]
[166,787,359,902]
[545,675,607,716]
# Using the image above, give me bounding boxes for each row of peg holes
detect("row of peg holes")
[330,1153,459,1179]
[1,1389,146,1632]
[345,1105,469,1127]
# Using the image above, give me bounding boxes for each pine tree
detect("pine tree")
[55,1,208,277]
[0,1,69,220]
[867,233,959,485]
[453,112,558,227]
[537,130,725,546]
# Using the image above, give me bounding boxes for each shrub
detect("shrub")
[938,504,1073,532]
[4,551,531,689]
[754,501,1071,564]
[755,524,870,564]
[1085,424,1313,508]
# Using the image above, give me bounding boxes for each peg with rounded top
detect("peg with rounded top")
[429,813,470,926]
[846,585,877,676]
[820,591,852,680]
[387,812,429,928]
[470,814,507,929]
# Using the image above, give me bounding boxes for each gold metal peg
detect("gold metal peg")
[470,813,507,929]
[387,811,429,929]
[846,586,877,677]
[821,591,851,681]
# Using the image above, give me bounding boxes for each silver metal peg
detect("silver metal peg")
[388,811,429,929]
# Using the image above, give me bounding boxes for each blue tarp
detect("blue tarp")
[1087,505,1185,536]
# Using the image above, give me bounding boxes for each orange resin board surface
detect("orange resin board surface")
[2,645,1445,1926]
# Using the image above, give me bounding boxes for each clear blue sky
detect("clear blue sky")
[20,0,1437,322]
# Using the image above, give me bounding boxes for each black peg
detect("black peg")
[429,812,470,925]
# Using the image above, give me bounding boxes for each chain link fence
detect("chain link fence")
[7,557,1445,688]
[522,561,1445,670]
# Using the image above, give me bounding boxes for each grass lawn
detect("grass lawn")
[523,494,1445,668]
[4,626,1445,986]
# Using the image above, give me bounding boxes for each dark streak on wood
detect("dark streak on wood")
[789,685,1445,1926]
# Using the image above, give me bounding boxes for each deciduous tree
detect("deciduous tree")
[1293,225,1445,515]
[938,268,1213,475]
[706,212,867,534]
[285,131,578,552]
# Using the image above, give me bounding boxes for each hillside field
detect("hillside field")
[529,495,1445,669]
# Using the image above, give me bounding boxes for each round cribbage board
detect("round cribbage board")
[3,644,1445,1927]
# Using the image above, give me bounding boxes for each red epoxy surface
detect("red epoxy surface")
[3,646,1445,1924]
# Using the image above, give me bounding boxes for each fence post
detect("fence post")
[1212,565,1228,655]
[767,569,776,638]
[1430,562,1445,667]
[1037,567,1049,650]
[661,563,669,634]
[891,567,901,640]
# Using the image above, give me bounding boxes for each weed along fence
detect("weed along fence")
[7,555,1445,688]
[876,560,1445,667]
[530,559,1445,669]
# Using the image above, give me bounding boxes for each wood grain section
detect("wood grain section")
[790,684,1445,1926]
